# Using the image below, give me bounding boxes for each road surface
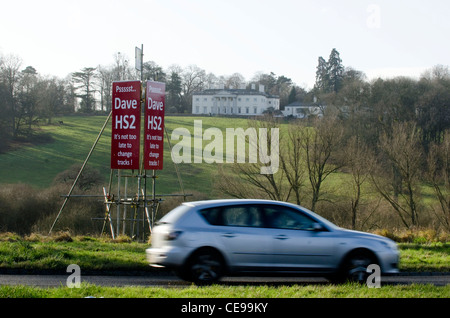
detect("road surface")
[0,272,449,288]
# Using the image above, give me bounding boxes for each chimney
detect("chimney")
[259,84,265,93]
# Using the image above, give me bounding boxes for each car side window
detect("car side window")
[223,206,263,227]
[264,206,316,230]
[199,205,263,227]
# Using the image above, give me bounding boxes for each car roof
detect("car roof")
[182,198,296,208]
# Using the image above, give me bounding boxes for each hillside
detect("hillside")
[0,115,252,198]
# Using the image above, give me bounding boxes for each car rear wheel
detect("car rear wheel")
[184,248,224,285]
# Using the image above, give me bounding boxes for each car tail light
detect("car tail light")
[165,230,183,241]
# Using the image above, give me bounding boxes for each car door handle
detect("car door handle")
[274,234,289,240]
[222,233,236,238]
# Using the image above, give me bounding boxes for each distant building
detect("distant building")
[282,101,325,118]
[192,84,280,116]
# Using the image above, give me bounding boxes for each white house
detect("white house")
[282,101,325,118]
[192,84,279,116]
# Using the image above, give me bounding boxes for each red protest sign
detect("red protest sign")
[111,81,141,170]
[144,81,165,170]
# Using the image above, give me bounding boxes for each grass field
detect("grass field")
[0,115,256,197]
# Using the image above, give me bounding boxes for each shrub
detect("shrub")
[51,231,73,242]
[373,228,450,243]
[0,183,104,236]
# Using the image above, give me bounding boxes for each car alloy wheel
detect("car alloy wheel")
[345,250,376,284]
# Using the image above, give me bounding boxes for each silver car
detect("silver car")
[146,199,399,284]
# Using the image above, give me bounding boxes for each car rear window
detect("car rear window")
[157,205,190,224]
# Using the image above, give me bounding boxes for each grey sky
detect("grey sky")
[1,0,449,88]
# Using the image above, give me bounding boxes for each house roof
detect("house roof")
[285,101,324,107]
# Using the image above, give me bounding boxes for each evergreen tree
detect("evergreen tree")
[314,56,329,92]
[167,71,182,112]
[314,48,345,93]
[328,48,344,93]
[72,67,97,112]
[288,86,297,104]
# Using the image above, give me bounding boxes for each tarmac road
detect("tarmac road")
[0,272,449,288]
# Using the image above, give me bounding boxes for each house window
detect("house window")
[195,106,200,113]
[254,107,258,114]
[246,107,249,114]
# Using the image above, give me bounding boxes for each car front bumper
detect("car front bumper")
[378,250,400,274]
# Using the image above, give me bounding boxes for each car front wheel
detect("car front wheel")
[343,250,377,284]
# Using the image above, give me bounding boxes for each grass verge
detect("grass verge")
[0,233,449,273]
[0,282,448,298]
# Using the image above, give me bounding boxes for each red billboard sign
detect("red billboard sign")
[144,81,165,170]
[111,81,141,170]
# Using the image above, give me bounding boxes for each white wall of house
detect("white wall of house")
[192,88,279,116]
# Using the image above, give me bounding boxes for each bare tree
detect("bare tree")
[279,120,307,205]
[38,77,71,123]
[181,65,206,113]
[427,130,450,230]
[215,116,287,201]
[0,54,22,137]
[112,52,133,81]
[371,122,423,228]
[216,116,344,210]
[225,73,245,89]
[97,65,114,112]
[300,116,344,211]
[344,136,375,229]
